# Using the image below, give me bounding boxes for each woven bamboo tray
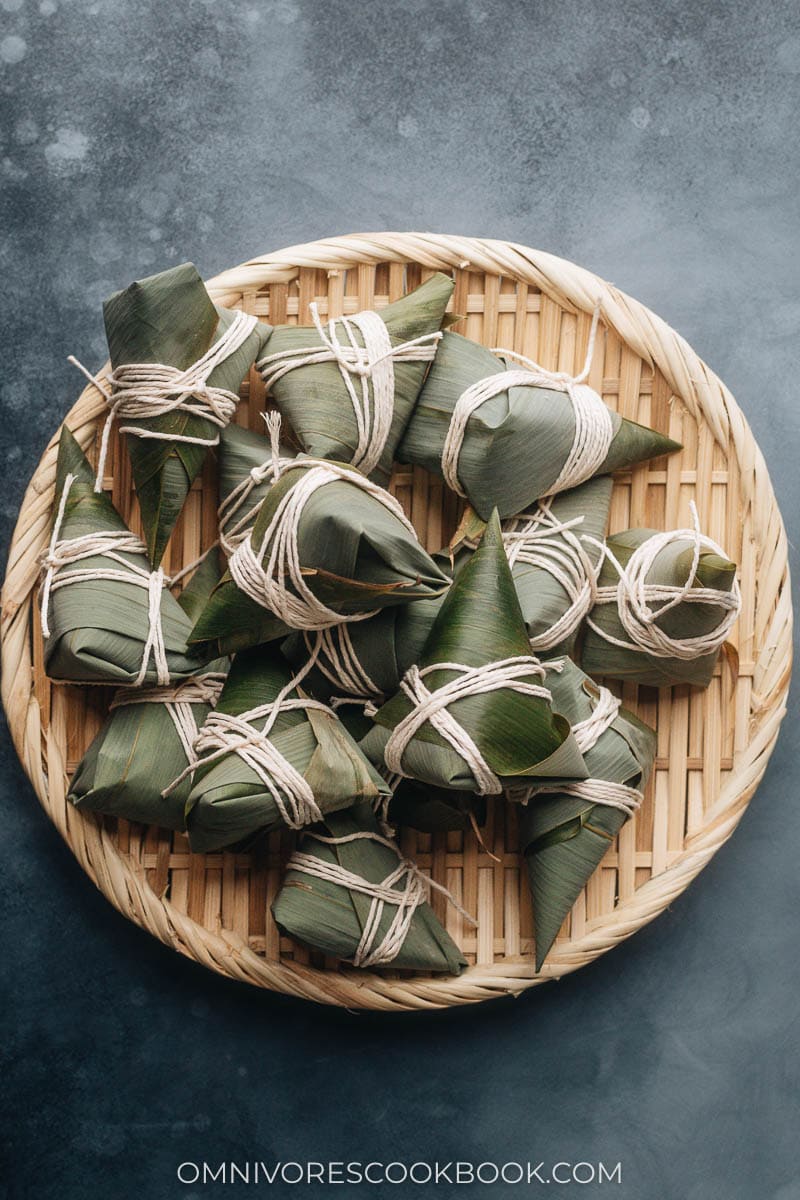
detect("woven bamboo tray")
[1,233,792,1011]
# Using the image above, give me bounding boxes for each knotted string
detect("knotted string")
[109,672,227,762]
[227,458,417,632]
[441,305,612,497]
[217,412,292,556]
[522,679,643,819]
[258,302,442,476]
[302,625,382,700]
[384,657,554,795]
[40,472,170,686]
[162,643,332,828]
[68,308,258,492]
[502,499,602,650]
[585,501,741,659]
[288,827,476,968]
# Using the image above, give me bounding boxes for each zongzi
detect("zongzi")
[258,273,454,484]
[41,427,211,686]
[361,511,587,792]
[518,658,656,970]
[397,322,680,518]
[272,802,468,973]
[96,262,270,565]
[178,645,391,852]
[190,458,450,656]
[580,504,741,687]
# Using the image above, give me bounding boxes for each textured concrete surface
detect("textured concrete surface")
[1,2,798,1197]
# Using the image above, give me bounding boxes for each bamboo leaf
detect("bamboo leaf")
[261,273,455,485]
[580,528,739,687]
[189,461,450,656]
[44,428,213,685]
[519,659,657,970]
[184,645,390,852]
[362,512,587,790]
[272,802,466,973]
[103,263,271,565]
[397,331,681,518]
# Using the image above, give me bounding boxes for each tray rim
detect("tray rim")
[1,231,792,1011]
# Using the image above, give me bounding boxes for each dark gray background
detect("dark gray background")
[1,2,798,1198]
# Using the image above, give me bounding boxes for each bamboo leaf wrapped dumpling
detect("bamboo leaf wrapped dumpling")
[257,273,455,484]
[361,511,588,792]
[396,323,680,518]
[68,557,229,828]
[190,457,450,657]
[41,427,212,686]
[580,503,741,688]
[517,659,657,970]
[215,420,449,699]
[178,645,391,852]
[272,803,468,973]
[450,475,613,656]
[97,263,270,565]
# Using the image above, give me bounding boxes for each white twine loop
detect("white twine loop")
[524,683,641,818]
[441,306,612,498]
[227,459,417,632]
[40,473,171,686]
[217,412,294,556]
[162,650,330,828]
[68,308,258,491]
[109,672,227,761]
[384,656,553,795]
[503,499,601,650]
[258,302,442,476]
[585,501,741,659]
[527,778,643,819]
[302,625,382,700]
[570,684,621,754]
[287,828,476,968]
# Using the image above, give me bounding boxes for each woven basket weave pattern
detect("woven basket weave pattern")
[1,234,791,1011]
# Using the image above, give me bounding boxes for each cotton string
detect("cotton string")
[216,411,292,556]
[162,646,331,828]
[228,459,416,632]
[441,305,613,497]
[258,303,442,477]
[525,681,642,819]
[585,501,741,659]
[68,308,259,492]
[109,672,227,762]
[287,828,476,968]
[302,626,382,700]
[40,473,170,687]
[503,499,601,650]
[161,639,339,827]
[384,657,553,795]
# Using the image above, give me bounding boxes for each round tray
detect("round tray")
[1,234,792,1011]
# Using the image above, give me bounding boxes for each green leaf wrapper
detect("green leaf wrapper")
[185,645,390,852]
[396,331,680,518]
[387,779,486,834]
[103,263,271,565]
[259,273,455,485]
[189,460,450,656]
[43,427,212,685]
[519,658,657,969]
[450,475,614,656]
[580,528,739,688]
[361,512,587,791]
[68,555,229,827]
[271,802,467,974]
